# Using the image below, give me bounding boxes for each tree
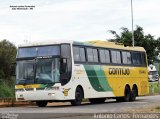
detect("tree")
[0,40,17,79]
[108,25,156,63]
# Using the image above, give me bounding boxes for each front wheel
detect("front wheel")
[36,101,48,107]
[71,87,83,106]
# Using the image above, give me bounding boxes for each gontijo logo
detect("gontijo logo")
[109,68,130,75]
[62,88,71,96]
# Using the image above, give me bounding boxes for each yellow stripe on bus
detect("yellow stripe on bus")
[15,84,41,89]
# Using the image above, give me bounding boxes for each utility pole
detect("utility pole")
[131,0,134,47]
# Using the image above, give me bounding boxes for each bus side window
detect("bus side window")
[141,52,146,66]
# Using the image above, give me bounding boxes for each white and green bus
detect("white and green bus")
[15,40,149,107]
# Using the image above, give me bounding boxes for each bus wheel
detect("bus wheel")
[130,86,137,101]
[123,86,131,102]
[36,101,48,107]
[89,98,106,104]
[71,87,83,106]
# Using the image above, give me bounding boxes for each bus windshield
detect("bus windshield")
[17,45,60,58]
[16,58,60,84]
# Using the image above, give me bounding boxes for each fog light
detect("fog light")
[48,93,55,96]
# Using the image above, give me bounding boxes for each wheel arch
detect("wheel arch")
[125,84,131,91]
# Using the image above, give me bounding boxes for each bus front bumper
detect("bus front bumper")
[15,90,66,101]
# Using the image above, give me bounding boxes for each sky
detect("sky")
[0,0,160,46]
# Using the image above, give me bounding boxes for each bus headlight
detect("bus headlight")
[52,86,59,90]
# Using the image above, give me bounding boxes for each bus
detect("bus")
[15,40,149,107]
[148,64,159,82]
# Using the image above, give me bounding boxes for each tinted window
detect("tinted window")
[79,48,86,62]
[127,52,131,64]
[132,52,142,65]
[87,48,93,62]
[105,50,110,63]
[73,47,80,61]
[99,49,110,63]
[18,47,36,58]
[18,46,60,58]
[73,47,86,62]
[61,44,71,58]
[132,52,137,64]
[122,51,131,64]
[137,53,142,64]
[93,49,98,62]
[111,51,117,63]
[99,49,105,63]
[141,52,146,65]
[111,50,121,64]
[117,51,121,64]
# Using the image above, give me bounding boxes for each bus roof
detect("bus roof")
[73,40,146,52]
[18,40,145,52]
[18,40,73,47]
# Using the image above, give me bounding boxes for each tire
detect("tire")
[130,87,137,101]
[123,86,131,102]
[89,98,106,104]
[71,87,83,106]
[36,101,48,107]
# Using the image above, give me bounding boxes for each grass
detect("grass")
[0,77,15,98]
[155,106,160,112]
[155,106,160,110]
[149,81,160,95]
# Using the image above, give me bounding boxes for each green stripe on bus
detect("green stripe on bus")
[93,65,112,91]
[84,65,112,92]
[84,65,104,91]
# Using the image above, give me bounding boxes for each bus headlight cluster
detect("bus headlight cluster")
[52,86,59,90]
[48,93,55,96]
[15,89,24,92]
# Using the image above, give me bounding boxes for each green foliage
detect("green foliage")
[149,82,160,95]
[0,40,17,79]
[108,25,158,64]
[0,78,15,98]
[155,106,160,110]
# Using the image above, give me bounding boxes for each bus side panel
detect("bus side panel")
[70,64,148,99]
[69,64,115,99]
[103,66,149,97]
